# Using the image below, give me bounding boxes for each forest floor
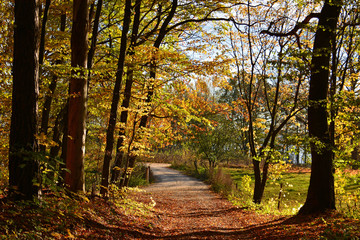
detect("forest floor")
[1,163,360,239]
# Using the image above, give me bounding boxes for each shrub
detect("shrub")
[209,168,234,196]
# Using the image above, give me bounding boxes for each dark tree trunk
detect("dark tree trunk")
[111,0,142,184]
[351,146,359,170]
[120,119,137,187]
[56,13,68,179]
[253,148,271,203]
[40,12,66,152]
[39,0,51,66]
[59,101,69,186]
[9,0,40,200]
[111,142,125,184]
[39,75,57,152]
[100,0,132,196]
[252,159,262,203]
[37,1,51,152]
[87,0,102,72]
[49,106,66,159]
[65,0,90,193]
[299,0,341,215]
[122,155,136,187]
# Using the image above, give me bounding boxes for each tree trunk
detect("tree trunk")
[65,0,90,193]
[87,0,102,74]
[111,0,142,184]
[253,153,271,203]
[122,155,135,187]
[39,0,51,66]
[40,75,58,152]
[59,101,69,186]
[40,12,66,152]
[120,115,138,187]
[111,145,125,184]
[351,146,359,170]
[252,159,262,203]
[100,0,132,196]
[299,0,341,214]
[9,0,40,200]
[49,106,66,159]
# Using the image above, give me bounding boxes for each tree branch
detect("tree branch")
[261,12,320,36]
[260,12,320,48]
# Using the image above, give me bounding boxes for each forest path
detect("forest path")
[132,163,284,239]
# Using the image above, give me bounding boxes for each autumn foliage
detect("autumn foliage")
[1,0,360,238]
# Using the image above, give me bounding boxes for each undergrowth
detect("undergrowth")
[128,163,153,187]
[108,185,155,217]
[0,187,154,239]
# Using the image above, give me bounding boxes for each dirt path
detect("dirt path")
[132,163,284,239]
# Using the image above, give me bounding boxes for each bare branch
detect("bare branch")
[260,12,320,37]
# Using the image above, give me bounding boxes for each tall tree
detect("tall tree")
[87,0,103,72]
[230,1,307,203]
[120,0,178,187]
[9,0,40,200]
[38,0,51,67]
[39,8,66,153]
[100,0,132,196]
[65,0,90,192]
[299,0,342,214]
[111,0,142,184]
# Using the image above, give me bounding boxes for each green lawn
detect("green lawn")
[224,166,360,216]
[225,167,310,212]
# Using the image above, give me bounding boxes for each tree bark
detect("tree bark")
[65,0,90,193]
[100,0,132,196]
[299,0,341,214]
[9,0,40,200]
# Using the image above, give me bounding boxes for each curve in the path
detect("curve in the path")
[145,163,213,200]
[139,163,280,239]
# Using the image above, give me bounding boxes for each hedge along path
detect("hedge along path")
[137,163,284,239]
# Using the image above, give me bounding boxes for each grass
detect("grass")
[225,165,360,217]
[225,166,310,213]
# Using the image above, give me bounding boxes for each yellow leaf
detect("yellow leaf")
[66,229,75,239]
